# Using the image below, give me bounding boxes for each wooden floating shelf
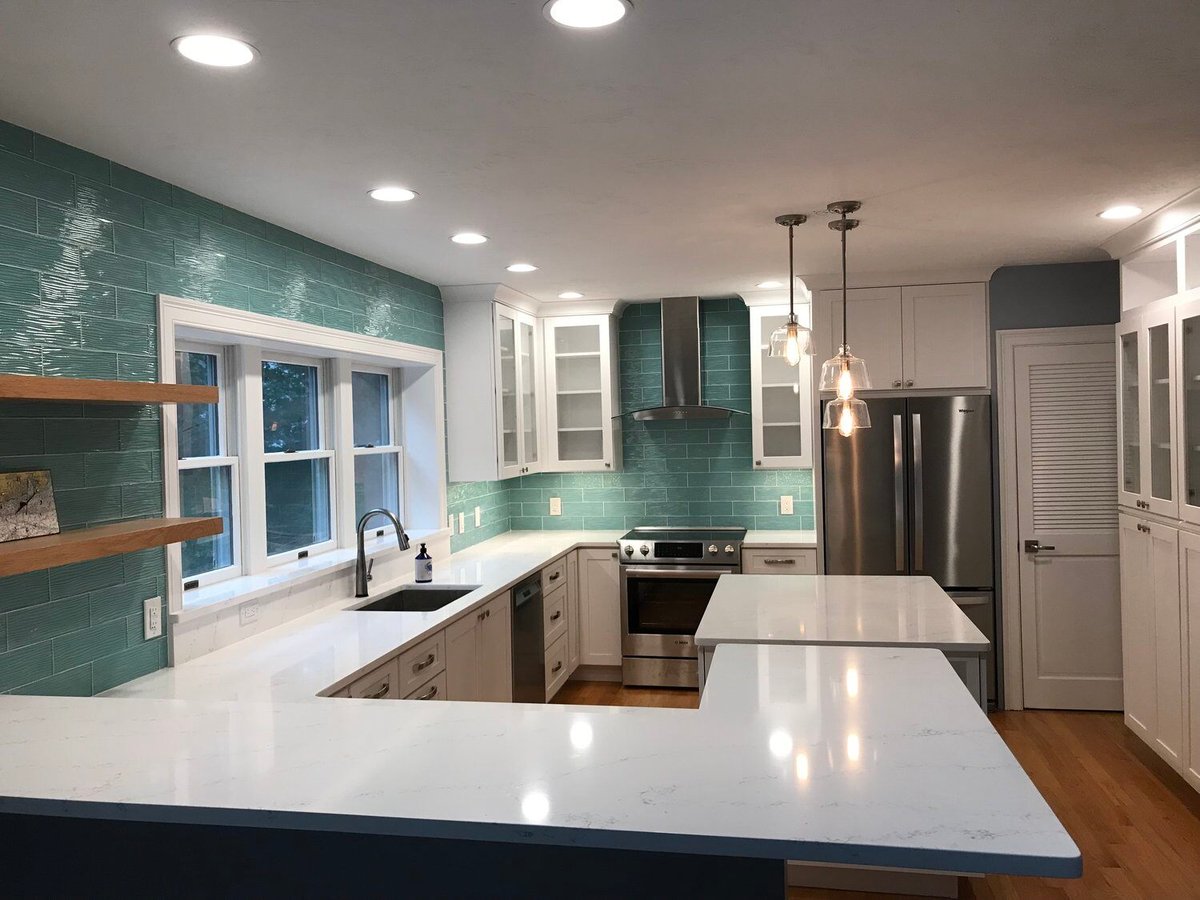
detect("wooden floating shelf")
[0,374,218,405]
[0,517,223,578]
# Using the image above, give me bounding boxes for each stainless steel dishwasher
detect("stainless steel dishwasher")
[511,573,545,702]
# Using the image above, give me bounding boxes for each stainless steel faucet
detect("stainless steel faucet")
[355,508,410,597]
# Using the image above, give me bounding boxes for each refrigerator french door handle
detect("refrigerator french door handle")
[893,414,904,572]
[912,413,924,572]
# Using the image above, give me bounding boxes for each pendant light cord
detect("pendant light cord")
[840,210,848,352]
[788,224,796,323]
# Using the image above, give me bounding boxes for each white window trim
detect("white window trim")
[175,341,242,588]
[158,294,447,619]
[261,351,338,565]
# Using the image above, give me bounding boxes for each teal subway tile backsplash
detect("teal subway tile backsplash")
[0,118,442,696]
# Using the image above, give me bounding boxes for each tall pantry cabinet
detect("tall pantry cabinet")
[1116,222,1200,792]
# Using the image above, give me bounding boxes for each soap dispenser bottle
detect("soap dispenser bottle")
[415,543,433,583]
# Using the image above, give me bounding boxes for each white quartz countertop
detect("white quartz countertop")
[695,575,990,652]
[0,643,1077,876]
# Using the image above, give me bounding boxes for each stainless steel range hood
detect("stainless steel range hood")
[629,297,745,421]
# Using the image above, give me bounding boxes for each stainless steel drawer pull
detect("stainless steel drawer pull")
[365,682,391,700]
[550,610,562,621]
[412,653,436,673]
[548,571,561,581]
[763,558,796,565]
[551,661,563,673]
[416,685,438,700]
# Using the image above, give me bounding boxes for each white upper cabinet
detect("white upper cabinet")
[748,305,814,468]
[444,287,544,482]
[1116,297,1177,517]
[543,315,621,472]
[815,283,989,391]
[1175,295,1200,524]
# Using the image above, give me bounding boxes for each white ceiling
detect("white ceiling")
[2,0,1199,301]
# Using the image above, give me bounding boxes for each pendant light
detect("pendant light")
[820,200,871,436]
[767,214,813,366]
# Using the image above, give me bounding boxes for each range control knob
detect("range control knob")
[623,545,634,557]
[640,544,650,556]
[707,544,718,554]
[724,545,736,555]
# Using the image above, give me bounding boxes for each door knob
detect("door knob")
[1023,540,1056,553]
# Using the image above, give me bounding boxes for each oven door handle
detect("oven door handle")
[622,567,738,579]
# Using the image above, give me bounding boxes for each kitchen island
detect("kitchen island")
[0,533,1074,897]
[695,573,991,708]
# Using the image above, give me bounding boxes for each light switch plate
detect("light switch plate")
[780,495,794,515]
[239,601,259,627]
[143,597,162,640]
[549,497,562,516]
[458,512,466,534]
[448,514,455,531]
[475,506,482,527]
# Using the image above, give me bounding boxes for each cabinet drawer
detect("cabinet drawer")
[544,582,567,648]
[542,556,567,591]
[405,668,447,702]
[397,632,446,696]
[742,547,818,574]
[347,658,401,700]
[545,632,569,700]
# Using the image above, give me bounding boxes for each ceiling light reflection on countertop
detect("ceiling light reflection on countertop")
[520,790,550,823]
[1099,205,1142,220]
[569,720,594,751]
[768,728,793,760]
[451,232,488,245]
[507,263,538,273]
[558,291,584,300]
[544,0,632,28]
[368,186,417,202]
[172,35,257,67]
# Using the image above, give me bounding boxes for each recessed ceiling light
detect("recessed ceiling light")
[451,232,488,245]
[507,263,538,273]
[544,0,632,29]
[1099,204,1142,220]
[558,291,584,300]
[368,186,417,203]
[172,34,257,67]
[757,280,785,289]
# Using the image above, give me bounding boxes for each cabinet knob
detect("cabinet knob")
[892,380,902,388]
[905,380,914,387]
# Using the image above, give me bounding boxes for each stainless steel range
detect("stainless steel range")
[618,526,745,688]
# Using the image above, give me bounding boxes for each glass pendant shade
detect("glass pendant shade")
[822,397,872,436]
[818,347,871,399]
[768,317,812,367]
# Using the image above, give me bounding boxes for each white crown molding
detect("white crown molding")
[740,280,812,309]
[1101,185,1200,260]
[797,268,996,291]
[440,283,622,317]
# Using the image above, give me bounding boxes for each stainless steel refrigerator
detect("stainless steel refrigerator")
[822,395,996,701]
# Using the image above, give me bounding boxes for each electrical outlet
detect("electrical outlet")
[549,497,562,516]
[239,601,259,627]
[143,596,162,640]
[448,514,455,531]
[458,512,466,534]
[475,506,482,527]
[780,495,794,515]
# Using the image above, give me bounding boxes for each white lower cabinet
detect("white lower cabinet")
[1119,514,1185,772]
[405,669,447,701]
[347,658,401,700]
[579,547,622,667]
[567,551,581,675]
[1179,531,1200,791]
[545,632,569,699]
[741,547,818,575]
[445,592,513,702]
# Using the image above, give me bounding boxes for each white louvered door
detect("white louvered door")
[1014,339,1123,709]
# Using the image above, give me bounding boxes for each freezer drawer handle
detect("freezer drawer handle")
[1023,540,1056,553]
[893,414,905,572]
[762,558,796,565]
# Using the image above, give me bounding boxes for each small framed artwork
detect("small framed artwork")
[0,470,61,544]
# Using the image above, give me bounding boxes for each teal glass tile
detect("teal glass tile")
[87,575,157,624]
[117,351,158,379]
[40,275,118,316]
[176,242,269,289]
[75,178,143,227]
[7,596,89,648]
[52,619,127,671]
[42,349,118,380]
[118,418,162,451]
[114,287,155,324]
[0,223,71,271]
[123,548,165,582]
[146,264,249,309]
[0,263,39,303]
[121,482,163,517]
[81,316,154,355]
[0,122,33,156]
[171,186,224,222]
[0,151,75,205]
[0,187,36,232]
[54,484,122,527]
[45,417,119,453]
[322,306,355,331]
[111,164,172,205]
[34,136,109,182]
[143,201,199,241]
[8,664,92,696]
[0,300,81,346]
[113,223,174,265]
[0,571,49,615]
[0,452,85,490]
[84,450,156,487]
[91,638,167,693]
[78,246,147,291]
[0,643,53,692]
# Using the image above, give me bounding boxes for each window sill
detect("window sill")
[172,528,448,624]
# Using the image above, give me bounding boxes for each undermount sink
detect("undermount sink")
[349,585,480,613]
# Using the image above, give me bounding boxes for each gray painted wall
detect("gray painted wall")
[987,259,1120,706]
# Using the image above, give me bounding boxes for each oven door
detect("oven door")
[621,566,736,658]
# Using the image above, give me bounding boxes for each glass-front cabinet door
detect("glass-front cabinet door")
[1117,312,1143,509]
[1177,296,1200,524]
[749,305,814,468]
[1142,302,1176,517]
[543,315,619,471]
[518,317,540,471]
[495,307,522,478]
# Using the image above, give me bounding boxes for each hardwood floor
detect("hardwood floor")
[553,681,1200,899]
